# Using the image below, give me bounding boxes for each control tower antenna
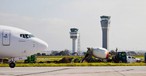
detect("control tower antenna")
[77,33,81,56]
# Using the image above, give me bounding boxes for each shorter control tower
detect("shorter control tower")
[70,28,78,55]
[100,16,110,50]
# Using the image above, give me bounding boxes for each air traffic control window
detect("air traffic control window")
[20,34,34,39]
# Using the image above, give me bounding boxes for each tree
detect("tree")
[36,53,41,56]
[59,49,70,56]
[50,51,59,56]
[42,53,46,56]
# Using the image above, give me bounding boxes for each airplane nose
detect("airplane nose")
[39,39,48,50]
[42,41,48,49]
[33,38,48,51]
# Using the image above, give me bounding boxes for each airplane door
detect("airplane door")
[2,30,11,46]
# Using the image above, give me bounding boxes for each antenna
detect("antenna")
[77,33,81,56]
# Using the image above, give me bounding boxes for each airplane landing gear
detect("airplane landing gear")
[9,58,16,68]
[9,62,15,68]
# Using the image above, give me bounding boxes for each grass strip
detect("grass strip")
[0,63,146,67]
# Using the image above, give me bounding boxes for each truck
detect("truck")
[112,52,141,63]
[112,52,127,63]
[127,56,141,63]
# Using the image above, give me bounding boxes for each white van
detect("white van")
[127,56,141,63]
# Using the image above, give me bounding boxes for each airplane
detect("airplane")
[0,25,48,68]
[81,47,110,62]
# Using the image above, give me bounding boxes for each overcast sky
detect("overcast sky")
[0,0,146,51]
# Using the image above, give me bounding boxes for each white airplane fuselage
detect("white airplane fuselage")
[0,25,48,61]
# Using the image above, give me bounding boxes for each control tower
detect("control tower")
[70,28,78,55]
[100,16,111,49]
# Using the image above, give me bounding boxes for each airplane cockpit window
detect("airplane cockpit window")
[20,34,34,39]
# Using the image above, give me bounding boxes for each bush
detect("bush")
[39,61,44,63]
[59,57,73,63]
[73,58,80,63]
[3,59,8,63]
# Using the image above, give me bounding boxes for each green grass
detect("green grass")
[0,62,146,67]
[37,56,82,58]
[36,56,83,62]
[0,55,145,67]
[135,55,145,59]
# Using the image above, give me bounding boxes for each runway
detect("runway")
[0,66,146,76]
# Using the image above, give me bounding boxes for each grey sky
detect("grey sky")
[0,0,146,51]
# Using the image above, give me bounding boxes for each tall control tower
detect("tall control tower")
[70,28,78,55]
[100,16,110,49]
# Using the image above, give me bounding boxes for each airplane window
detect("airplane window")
[20,34,34,39]
[23,34,27,38]
[20,34,23,37]
[26,34,29,38]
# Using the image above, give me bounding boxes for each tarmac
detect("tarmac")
[0,66,146,76]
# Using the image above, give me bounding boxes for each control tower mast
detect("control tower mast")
[100,16,111,49]
[70,28,78,55]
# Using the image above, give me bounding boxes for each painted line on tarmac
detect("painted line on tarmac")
[52,68,134,75]
[0,68,70,76]
[48,69,134,76]
[15,68,70,76]
[112,68,133,76]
